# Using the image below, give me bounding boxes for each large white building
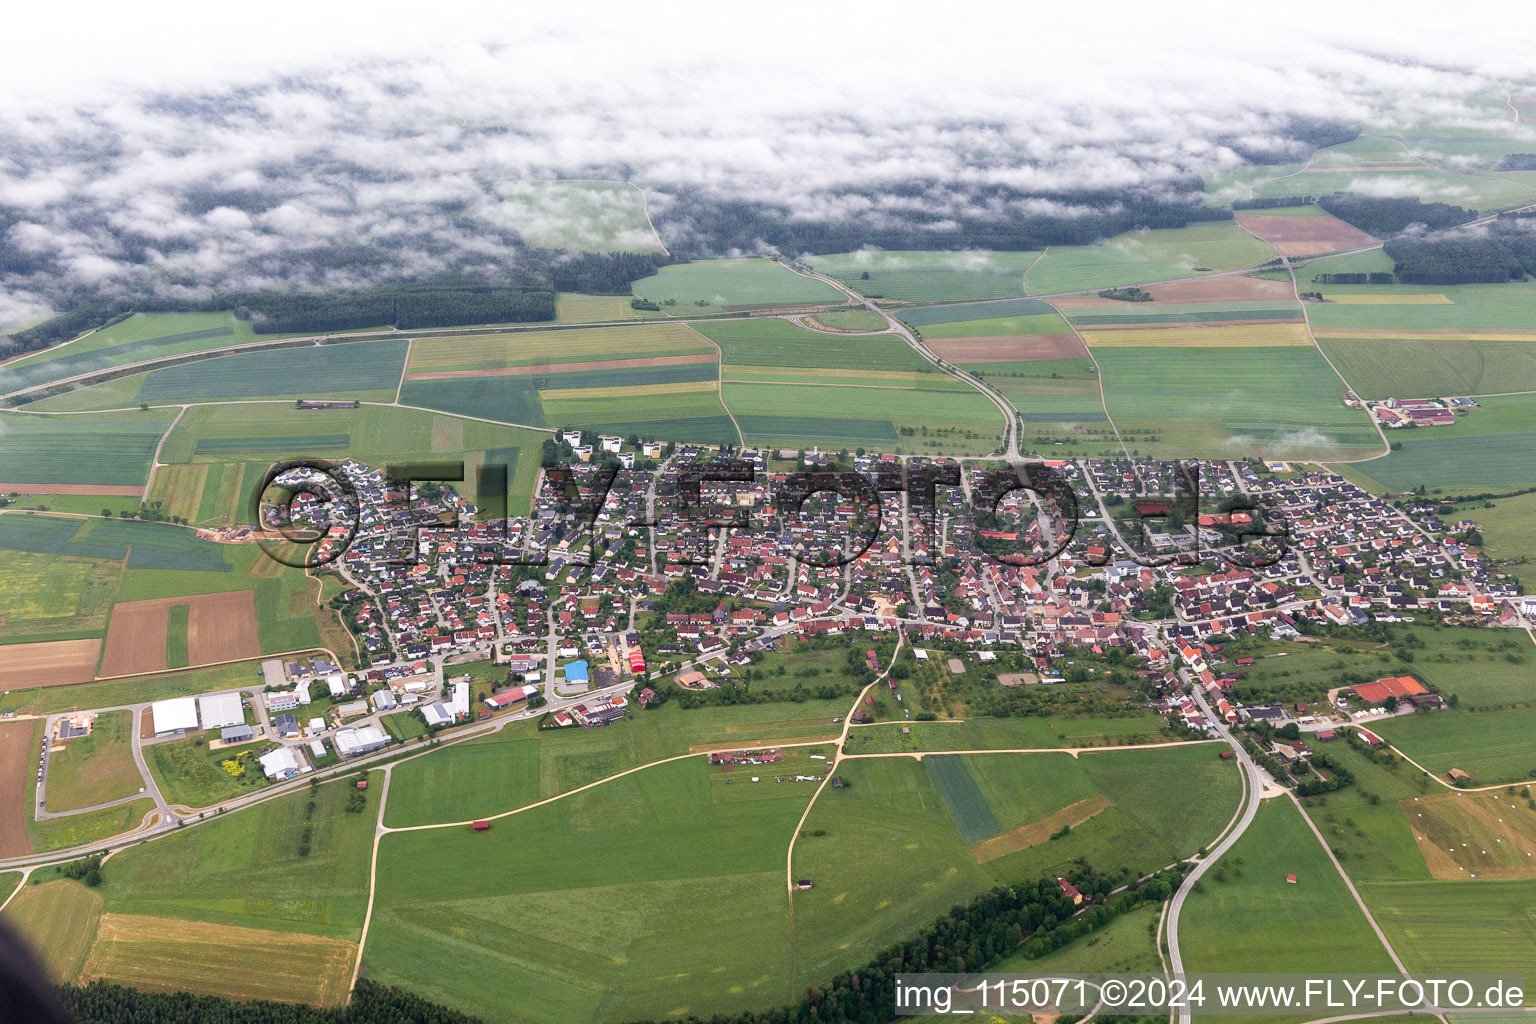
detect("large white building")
[258,747,303,780]
[197,692,244,731]
[333,725,388,759]
[150,696,200,736]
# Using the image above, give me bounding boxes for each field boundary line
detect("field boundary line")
[840,738,1221,761]
[678,322,744,447]
[349,766,390,999]
[1045,298,1127,458]
[394,338,411,403]
[140,404,188,503]
[1288,789,1408,975]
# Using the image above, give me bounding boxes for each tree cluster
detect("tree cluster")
[58,979,485,1024]
[1317,192,1476,236]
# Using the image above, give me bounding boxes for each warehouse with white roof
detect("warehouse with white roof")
[150,696,200,737]
[197,692,244,731]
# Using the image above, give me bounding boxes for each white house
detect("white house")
[258,747,303,780]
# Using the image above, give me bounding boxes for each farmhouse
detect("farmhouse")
[197,692,245,731]
[150,697,200,737]
[484,683,540,709]
[1057,877,1083,905]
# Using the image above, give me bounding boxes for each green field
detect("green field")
[1359,878,1536,981]
[495,180,665,253]
[1318,337,1536,399]
[100,772,380,937]
[695,318,931,370]
[29,797,156,853]
[0,549,120,643]
[1297,740,1431,883]
[150,403,547,521]
[0,880,104,982]
[897,298,1057,327]
[366,752,824,1023]
[0,659,267,717]
[841,714,1176,754]
[723,381,1001,454]
[1474,490,1536,566]
[144,737,270,809]
[631,258,844,314]
[1024,223,1276,294]
[792,746,1239,994]
[802,250,1041,302]
[553,293,650,323]
[808,308,889,332]
[383,700,847,828]
[1092,346,1382,458]
[404,323,710,373]
[0,312,269,395]
[1371,708,1536,784]
[1180,798,1398,977]
[43,710,144,812]
[1341,431,1536,491]
[135,339,408,402]
[0,410,177,485]
[165,603,188,669]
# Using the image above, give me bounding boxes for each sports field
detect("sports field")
[1371,708,1536,784]
[1180,798,1398,975]
[0,410,177,486]
[495,180,665,253]
[43,710,143,812]
[631,258,844,314]
[803,249,1041,302]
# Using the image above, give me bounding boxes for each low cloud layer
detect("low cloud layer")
[1,3,1533,326]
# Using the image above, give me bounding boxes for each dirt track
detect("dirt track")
[0,720,36,857]
[0,484,143,496]
[404,352,716,380]
[0,639,101,687]
[927,333,1088,362]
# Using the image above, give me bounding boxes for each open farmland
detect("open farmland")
[1371,708,1536,785]
[0,312,264,395]
[0,549,119,643]
[631,257,844,314]
[99,774,380,937]
[0,720,34,857]
[43,710,143,812]
[365,753,823,1024]
[1317,336,1536,398]
[1023,222,1276,294]
[802,249,1041,302]
[1179,798,1398,975]
[0,881,103,982]
[1080,322,1313,348]
[0,659,263,718]
[1341,430,1536,491]
[494,180,665,253]
[695,317,932,370]
[0,411,176,487]
[78,914,356,1007]
[723,381,1002,454]
[791,746,1239,993]
[1359,878,1536,978]
[1234,207,1378,256]
[1404,789,1536,880]
[99,598,171,676]
[0,639,102,688]
[404,322,710,373]
[134,338,408,402]
[1092,345,1381,458]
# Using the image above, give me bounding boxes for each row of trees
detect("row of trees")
[57,979,484,1024]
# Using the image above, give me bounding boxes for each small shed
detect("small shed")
[356,780,368,790]
[1285,874,1298,884]
[794,879,814,891]
[472,820,490,832]
[1219,750,1234,760]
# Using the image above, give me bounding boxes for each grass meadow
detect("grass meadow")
[1371,708,1536,784]
[43,710,143,812]
[632,258,844,314]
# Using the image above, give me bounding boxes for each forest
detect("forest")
[54,979,484,1024]
[656,182,1236,255]
[1317,192,1477,236]
[1384,223,1536,284]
